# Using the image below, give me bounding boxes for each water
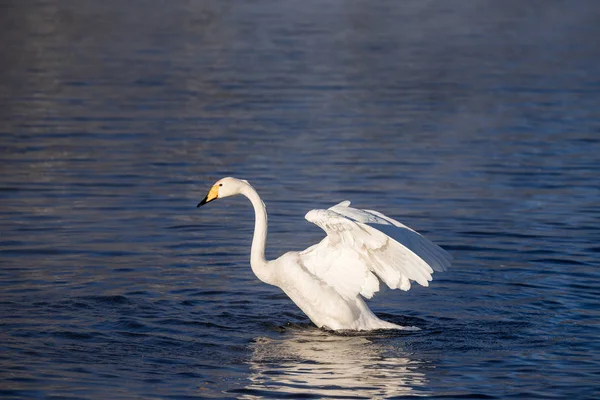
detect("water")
[1,1,599,398]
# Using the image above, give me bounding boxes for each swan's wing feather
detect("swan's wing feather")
[329,202,452,273]
[301,202,451,300]
[301,209,384,299]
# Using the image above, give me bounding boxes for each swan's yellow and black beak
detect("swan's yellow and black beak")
[197,185,219,207]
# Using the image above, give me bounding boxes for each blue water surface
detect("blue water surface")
[1,1,599,398]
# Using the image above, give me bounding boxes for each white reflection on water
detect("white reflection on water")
[242,327,428,398]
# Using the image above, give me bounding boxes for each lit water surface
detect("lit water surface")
[1,1,599,398]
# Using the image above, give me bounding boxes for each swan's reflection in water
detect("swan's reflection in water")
[241,326,428,398]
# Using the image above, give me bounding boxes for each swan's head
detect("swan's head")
[197,177,249,207]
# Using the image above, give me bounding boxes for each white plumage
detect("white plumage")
[197,177,451,331]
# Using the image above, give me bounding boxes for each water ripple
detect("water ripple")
[1,0,600,398]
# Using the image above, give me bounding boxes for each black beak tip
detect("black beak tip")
[197,197,209,208]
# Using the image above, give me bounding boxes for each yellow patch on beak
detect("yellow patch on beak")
[197,185,219,207]
[206,185,219,202]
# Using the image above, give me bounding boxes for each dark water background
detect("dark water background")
[1,1,600,398]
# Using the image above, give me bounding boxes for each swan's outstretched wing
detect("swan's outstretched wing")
[299,201,451,300]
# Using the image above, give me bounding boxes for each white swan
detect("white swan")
[197,177,451,331]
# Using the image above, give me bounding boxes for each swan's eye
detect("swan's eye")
[219,183,223,187]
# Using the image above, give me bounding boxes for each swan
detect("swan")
[197,177,451,331]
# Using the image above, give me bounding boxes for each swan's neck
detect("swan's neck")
[241,185,275,285]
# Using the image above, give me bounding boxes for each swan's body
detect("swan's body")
[198,177,451,331]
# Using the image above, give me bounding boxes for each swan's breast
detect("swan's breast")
[274,252,359,329]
